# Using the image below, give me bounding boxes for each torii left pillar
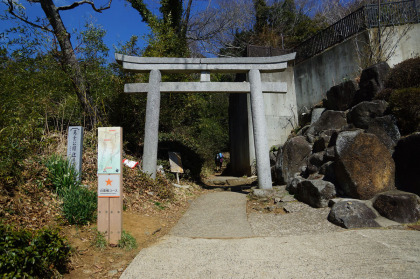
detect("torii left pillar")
[142,69,161,179]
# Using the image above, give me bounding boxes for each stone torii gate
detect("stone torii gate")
[115,53,296,190]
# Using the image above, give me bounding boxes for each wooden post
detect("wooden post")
[97,127,123,245]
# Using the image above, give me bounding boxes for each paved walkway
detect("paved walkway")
[121,192,420,279]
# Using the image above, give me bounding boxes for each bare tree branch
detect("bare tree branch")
[6,0,53,32]
[182,0,193,37]
[57,0,112,12]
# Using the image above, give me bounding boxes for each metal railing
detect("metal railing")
[294,0,419,63]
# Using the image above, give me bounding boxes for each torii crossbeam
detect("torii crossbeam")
[115,53,296,189]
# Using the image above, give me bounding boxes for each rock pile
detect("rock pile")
[272,62,420,228]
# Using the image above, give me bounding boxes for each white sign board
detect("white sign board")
[98,174,121,198]
[98,127,121,174]
[67,126,83,181]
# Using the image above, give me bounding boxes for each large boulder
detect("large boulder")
[346,100,388,129]
[355,62,390,103]
[307,151,327,174]
[325,80,359,111]
[311,108,325,124]
[306,111,347,138]
[324,146,335,161]
[328,200,380,229]
[373,191,420,223]
[319,161,336,185]
[335,131,395,199]
[393,133,420,195]
[286,175,305,195]
[296,179,336,208]
[281,136,312,183]
[365,115,400,150]
[312,135,330,153]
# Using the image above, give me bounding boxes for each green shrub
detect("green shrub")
[0,224,71,278]
[61,186,97,225]
[385,57,420,89]
[374,88,393,102]
[45,154,80,196]
[45,155,97,225]
[118,231,137,250]
[389,88,420,135]
[93,229,107,250]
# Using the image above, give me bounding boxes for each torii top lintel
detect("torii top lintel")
[115,53,296,74]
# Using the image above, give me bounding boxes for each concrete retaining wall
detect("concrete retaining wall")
[294,32,368,113]
[370,24,420,67]
[294,23,420,113]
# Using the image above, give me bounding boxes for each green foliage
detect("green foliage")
[159,0,183,33]
[93,229,107,250]
[45,155,80,196]
[389,88,420,135]
[143,16,188,58]
[154,201,166,210]
[118,231,138,250]
[45,155,97,225]
[385,57,420,89]
[0,48,71,191]
[61,186,97,225]
[79,22,109,65]
[225,0,324,54]
[128,0,187,57]
[0,224,71,278]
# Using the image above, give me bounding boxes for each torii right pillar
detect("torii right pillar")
[249,69,272,189]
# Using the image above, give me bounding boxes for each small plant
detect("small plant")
[0,223,71,278]
[45,155,97,225]
[389,88,420,135]
[45,154,80,196]
[61,186,97,225]
[93,229,107,250]
[154,201,166,210]
[118,231,137,251]
[385,57,420,89]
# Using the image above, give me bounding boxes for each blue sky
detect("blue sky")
[1,0,216,58]
[1,0,152,54]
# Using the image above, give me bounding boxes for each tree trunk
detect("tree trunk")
[40,0,101,127]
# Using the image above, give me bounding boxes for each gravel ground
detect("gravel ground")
[248,202,345,237]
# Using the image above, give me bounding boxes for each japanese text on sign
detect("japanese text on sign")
[98,174,120,197]
[66,126,83,181]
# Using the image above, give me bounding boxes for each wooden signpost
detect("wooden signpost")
[97,127,123,245]
[168,152,183,184]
